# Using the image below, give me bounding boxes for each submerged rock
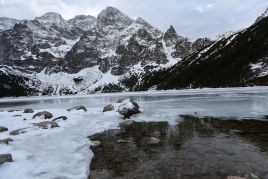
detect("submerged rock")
[67,105,87,112]
[0,126,8,133]
[33,121,59,129]
[52,116,68,121]
[88,116,268,179]
[0,138,13,145]
[23,108,34,113]
[33,111,53,119]
[0,154,13,164]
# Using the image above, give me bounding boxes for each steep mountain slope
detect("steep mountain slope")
[0,17,20,32]
[138,15,268,90]
[0,7,212,97]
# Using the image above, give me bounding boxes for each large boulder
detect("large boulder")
[67,105,87,112]
[0,126,8,133]
[103,99,141,118]
[117,99,140,118]
[32,111,53,119]
[0,154,13,164]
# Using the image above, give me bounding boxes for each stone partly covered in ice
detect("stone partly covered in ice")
[33,121,59,129]
[67,105,87,112]
[103,99,141,118]
[9,128,30,136]
[0,154,13,165]
[33,111,53,119]
[0,138,13,145]
[117,99,140,118]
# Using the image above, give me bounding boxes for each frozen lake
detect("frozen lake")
[1,86,268,118]
[0,87,268,179]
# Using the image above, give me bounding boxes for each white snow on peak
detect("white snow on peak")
[67,15,97,31]
[0,17,20,32]
[35,12,66,28]
[39,38,80,58]
[97,6,134,26]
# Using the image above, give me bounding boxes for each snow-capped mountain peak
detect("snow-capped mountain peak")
[97,6,134,26]
[35,12,66,27]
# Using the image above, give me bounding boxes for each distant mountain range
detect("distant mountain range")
[0,7,267,97]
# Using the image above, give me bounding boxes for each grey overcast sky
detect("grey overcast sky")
[0,0,268,39]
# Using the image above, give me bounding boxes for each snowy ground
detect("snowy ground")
[1,87,268,179]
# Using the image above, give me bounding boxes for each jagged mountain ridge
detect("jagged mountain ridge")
[0,6,212,97]
[137,14,268,90]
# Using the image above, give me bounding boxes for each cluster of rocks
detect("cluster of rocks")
[103,98,141,118]
[0,105,88,165]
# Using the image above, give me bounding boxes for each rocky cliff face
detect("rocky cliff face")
[138,15,268,90]
[0,7,213,97]
[1,7,267,97]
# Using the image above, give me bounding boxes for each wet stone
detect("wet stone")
[52,116,68,121]
[0,154,13,164]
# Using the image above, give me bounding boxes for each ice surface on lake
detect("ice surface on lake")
[0,87,268,179]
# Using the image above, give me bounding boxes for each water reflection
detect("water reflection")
[90,116,268,179]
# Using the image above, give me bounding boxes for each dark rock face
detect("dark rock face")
[0,154,13,164]
[138,16,268,90]
[191,37,214,52]
[0,66,39,97]
[89,117,268,179]
[0,126,8,133]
